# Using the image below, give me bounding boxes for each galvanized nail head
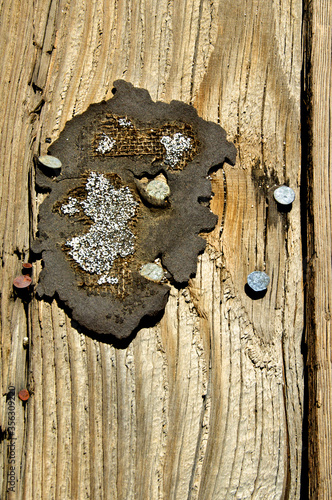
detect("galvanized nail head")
[273,185,295,205]
[247,271,270,292]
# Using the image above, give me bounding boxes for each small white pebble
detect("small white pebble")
[38,155,62,170]
[146,179,170,201]
[140,263,164,282]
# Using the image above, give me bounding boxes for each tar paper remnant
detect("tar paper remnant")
[96,133,116,154]
[34,80,236,340]
[64,171,137,282]
[160,132,192,168]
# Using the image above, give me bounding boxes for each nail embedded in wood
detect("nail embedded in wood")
[247,271,270,292]
[273,185,295,206]
[23,337,29,348]
[18,389,30,401]
[13,275,32,288]
[22,262,32,275]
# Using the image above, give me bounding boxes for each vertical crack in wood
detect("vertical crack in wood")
[301,0,322,496]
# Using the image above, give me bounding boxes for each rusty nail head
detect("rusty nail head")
[18,389,30,401]
[247,271,270,292]
[13,275,32,288]
[22,263,32,269]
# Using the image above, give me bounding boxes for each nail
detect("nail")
[23,337,29,348]
[18,389,30,402]
[273,185,295,206]
[13,275,32,289]
[22,263,32,275]
[247,271,270,292]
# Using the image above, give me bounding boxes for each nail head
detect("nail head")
[273,185,295,206]
[13,275,32,289]
[18,389,30,401]
[247,271,270,292]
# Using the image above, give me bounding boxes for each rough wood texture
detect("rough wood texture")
[0,1,304,498]
[305,0,332,497]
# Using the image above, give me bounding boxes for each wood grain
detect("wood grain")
[0,0,304,498]
[305,0,332,497]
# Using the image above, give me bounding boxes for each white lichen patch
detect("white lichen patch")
[65,172,138,284]
[160,133,192,168]
[97,274,119,285]
[61,197,80,215]
[118,117,132,127]
[96,133,116,154]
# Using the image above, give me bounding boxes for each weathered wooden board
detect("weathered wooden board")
[305,0,332,497]
[0,0,304,498]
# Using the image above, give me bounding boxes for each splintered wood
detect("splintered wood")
[0,0,304,498]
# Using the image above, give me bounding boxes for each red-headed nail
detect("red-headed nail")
[18,389,30,401]
[22,263,33,275]
[13,275,32,289]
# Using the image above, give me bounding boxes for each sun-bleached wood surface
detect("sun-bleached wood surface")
[305,0,332,497]
[0,1,304,498]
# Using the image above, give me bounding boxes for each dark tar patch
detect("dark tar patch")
[33,80,236,340]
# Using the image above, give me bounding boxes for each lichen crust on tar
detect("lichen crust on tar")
[62,171,138,284]
[160,133,192,168]
[96,133,116,154]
